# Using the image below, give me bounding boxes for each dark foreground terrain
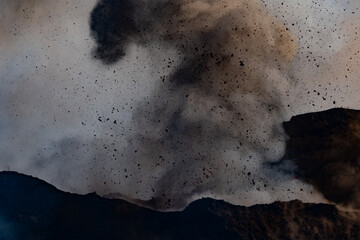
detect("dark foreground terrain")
[0,171,359,240]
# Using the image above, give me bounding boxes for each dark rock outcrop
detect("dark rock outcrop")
[284,108,360,208]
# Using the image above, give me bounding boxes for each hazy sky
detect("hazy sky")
[1,0,360,210]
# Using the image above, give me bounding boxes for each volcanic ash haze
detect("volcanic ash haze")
[0,0,360,210]
[90,0,311,208]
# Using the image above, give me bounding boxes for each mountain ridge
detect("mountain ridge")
[1,171,360,240]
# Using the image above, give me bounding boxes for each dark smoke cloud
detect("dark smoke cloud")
[1,0,360,210]
[90,0,139,64]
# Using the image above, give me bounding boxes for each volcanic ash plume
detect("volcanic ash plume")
[2,0,360,210]
[92,0,325,208]
[89,0,321,209]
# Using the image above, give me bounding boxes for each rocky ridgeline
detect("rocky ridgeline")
[0,171,359,240]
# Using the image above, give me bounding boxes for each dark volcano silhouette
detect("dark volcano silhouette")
[1,170,359,240]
